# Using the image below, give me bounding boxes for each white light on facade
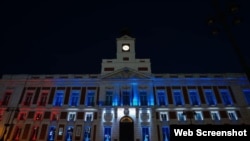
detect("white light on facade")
[117,108,136,119]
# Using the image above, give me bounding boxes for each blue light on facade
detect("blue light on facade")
[53,91,64,106]
[149,91,155,106]
[48,126,56,141]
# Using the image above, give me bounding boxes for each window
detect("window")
[85,112,93,122]
[105,91,113,106]
[243,89,250,105]
[67,112,76,122]
[13,126,22,140]
[142,127,150,141]
[138,67,148,71]
[194,111,203,121]
[104,68,114,71]
[188,90,200,106]
[160,112,168,121]
[204,90,217,106]
[1,92,12,106]
[123,57,129,61]
[75,126,82,137]
[65,126,73,141]
[220,89,233,105]
[30,127,39,141]
[173,91,184,106]
[84,127,91,141]
[58,127,63,136]
[69,91,79,107]
[140,91,148,106]
[123,91,130,106]
[51,113,59,121]
[157,91,167,106]
[177,111,186,121]
[39,93,48,106]
[19,112,27,120]
[24,92,33,106]
[35,113,42,120]
[162,127,170,141]
[53,91,64,106]
[211,111,220,121]
[227,111,238,120]
[48,126,56,141]
[104,127,111,141]
[86,91,95,106]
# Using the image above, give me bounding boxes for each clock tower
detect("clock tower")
[101,35,151,75]
[116,35,136,62]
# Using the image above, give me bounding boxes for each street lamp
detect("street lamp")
[0,107,19,141]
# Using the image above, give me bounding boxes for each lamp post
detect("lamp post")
[0,107,19,141]
[208,0,250,82]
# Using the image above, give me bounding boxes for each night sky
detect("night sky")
[1,0,250,77]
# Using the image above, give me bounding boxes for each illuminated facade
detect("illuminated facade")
[0,35,250,141]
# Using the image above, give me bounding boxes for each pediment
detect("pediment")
[101,67,152,79]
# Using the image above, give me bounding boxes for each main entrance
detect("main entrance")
[119,116,134,141]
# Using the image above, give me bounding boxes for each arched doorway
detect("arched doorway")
[119,116,134,141]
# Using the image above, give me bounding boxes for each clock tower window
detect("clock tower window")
[123,57,129,61]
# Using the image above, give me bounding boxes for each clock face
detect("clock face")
[122,45,130,51]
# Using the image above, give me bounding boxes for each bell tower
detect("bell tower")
[101,35,151,75]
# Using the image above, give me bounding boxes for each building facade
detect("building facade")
[0,35,250,141]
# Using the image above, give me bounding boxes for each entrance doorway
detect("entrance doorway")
[119,116,134,141]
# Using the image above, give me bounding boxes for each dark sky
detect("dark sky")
[1,0,250,77]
